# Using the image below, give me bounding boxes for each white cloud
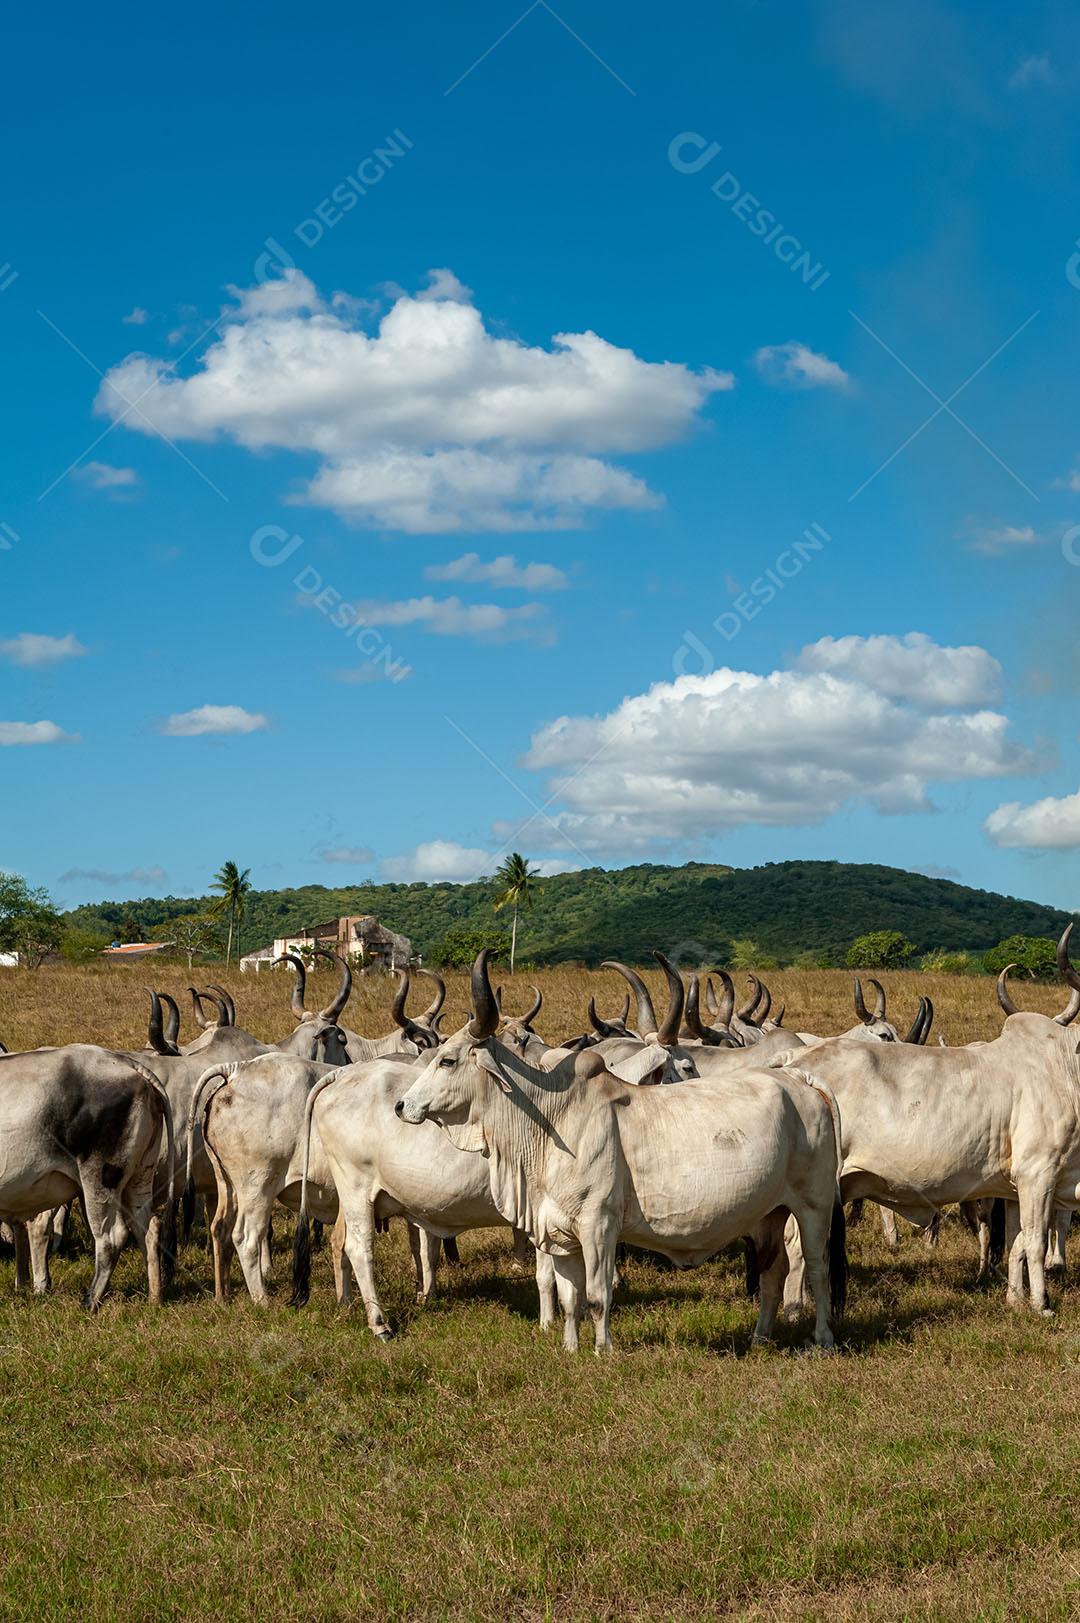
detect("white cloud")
[1054,460,1080,493]
[380,840,495,882]
[122,307,149,325]
[753,341,852,391]
[160,704,268,737]
[796,632,1002,708]
[1009,53,1054,90]
[963,521,1042,556]
[58,865,167,886]
[424,552,568,590]
[74,461,139,491]
[985,789,1080,850]
[416,267,473,303]
[352,595,553,644]
[0,721,78,746]
[0,633,87,669]
[509,635,1035,854]
[318,846,375,866]
[95,269,730,533]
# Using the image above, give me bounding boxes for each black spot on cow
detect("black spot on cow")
[101,1162,124,1189]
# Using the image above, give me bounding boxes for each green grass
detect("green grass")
[1,1217,1078,1620]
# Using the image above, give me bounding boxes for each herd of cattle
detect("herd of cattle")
[2,933,1079,1352]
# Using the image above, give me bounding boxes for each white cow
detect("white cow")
[395,950,846,1354]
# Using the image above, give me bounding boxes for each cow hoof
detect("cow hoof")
[374,1326,394,1341]
[1040,1307,1056,1318]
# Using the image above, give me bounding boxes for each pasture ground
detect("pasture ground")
[1,964,1078,1620]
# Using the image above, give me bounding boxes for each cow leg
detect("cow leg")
[971,1200,991,1283]
[123,1167,163,1305]
[49,1203,71,1258]
[12,1222,30,1291]
[1018,1179,1056,1314]
[581,1217,618,1354]
[26,1210,54,1295]
[202,1140,236,1302]
[551,1250,585,1352]
[751,1210,791,1344]
[330,1209,352,1306]
[878,1205,899,1247]
[923,1212,941,1249]
[781,1213,807,1323]
[534,1246,558,1331]
[1005,1201,1026,1305]
[407,1223,439,1304]
[232,1190,276,1305]
[261,1216,274,1281]
[793,1202,837,1350]
[340,1200,393,1339]
[1046,1208,1070,1278]
[80,1184,129,1311]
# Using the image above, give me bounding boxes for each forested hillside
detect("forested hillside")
[62,861,1076,967]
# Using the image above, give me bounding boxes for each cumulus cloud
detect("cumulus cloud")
[796,632,1002,708]
[1009,53,1054,90]
[0,633,87,669]
[380,840,495,882]
[1054,460,1080,493]
[95,269,729,533]
[58,865,167,886]
[985,789,1080,849]
[963,521,1042,556]
[508,634,1035,854]
[352,595,552,644]
[317,846,375,866]
[74,461,139,491]
[122,307,149,325]
[753,341,852,391]
[0,720,78,746]
[160,704,268,737]
[424,552,568,590]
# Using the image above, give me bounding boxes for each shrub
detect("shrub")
[846,930,918,970]
[919,948,978,975]
[431,925,511,968]
[982,935,1059,981]
[60,928,109,965]
[728,937,779,971]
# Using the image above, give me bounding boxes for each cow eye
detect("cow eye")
[439,1055,454,1067]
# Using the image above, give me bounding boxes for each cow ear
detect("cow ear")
[473,1045,514,1093]
[607,1044,666,1085]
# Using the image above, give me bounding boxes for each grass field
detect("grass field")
[1,964,1078,1620]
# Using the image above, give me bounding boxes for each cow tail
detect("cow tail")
[181,1176,197,1245]
[290,1069,340,1308]
[989,1198,1007,1267]
[126,1057,178,1288]
[744,1235,760,1299]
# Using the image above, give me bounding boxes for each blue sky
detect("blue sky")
[3,0,1080,913]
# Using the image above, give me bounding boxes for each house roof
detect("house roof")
[102,942,173,957]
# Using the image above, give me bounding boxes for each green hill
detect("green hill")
[63,860,1076,967]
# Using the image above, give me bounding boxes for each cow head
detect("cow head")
[396,948,512,1149]
[498,984,544,1059]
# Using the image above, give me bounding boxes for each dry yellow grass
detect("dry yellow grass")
[1,962,1078,1620]
[0,958,1067,1052]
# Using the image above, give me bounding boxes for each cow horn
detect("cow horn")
[417,967,445,1023]
[601,961,658,1038]
[654,952,686,1048]
[756,983,772,1025]
[278,953,309,1018]
[146,989,171,1055]
[771,1002,785,1028]
[903,997,928,1044]
[523,985,542,1027]
[390,968,410,1030]
[709,971,736,1032]
[738,974,763,1021]
[867,978,887,1020]
[704,977,718,1017]
[468,948,500,1040]
[853,977,872,1024]
[205,983,235,1026]
[1055,923,1080,1026]
[160,991,181,1048]
[588,996,622,1039]
[683,975,717,1043]
[918,997,934,1044]
[187,987,211,1031]
[315,947,352,1022]
[495,985,504,1012]
[996,965,1021,1018]
[199,988,230,1026]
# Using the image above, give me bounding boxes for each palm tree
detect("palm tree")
[210,860,252,968]
[492,852,542,975]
